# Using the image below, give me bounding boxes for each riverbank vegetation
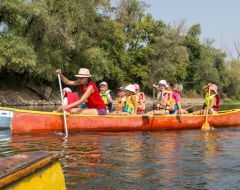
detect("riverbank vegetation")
[0,0,240,100]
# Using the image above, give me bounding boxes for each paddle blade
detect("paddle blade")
[201,121,211,131]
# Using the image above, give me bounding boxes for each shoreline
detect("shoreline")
[0,89,61,106]
[0,89,239,107]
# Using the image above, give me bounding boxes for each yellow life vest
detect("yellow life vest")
[124,95,138,114]
[204,92,216,107]
[117,97,121,107]
[100,90,111,105]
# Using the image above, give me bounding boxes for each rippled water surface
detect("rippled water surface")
[1,128,240,189]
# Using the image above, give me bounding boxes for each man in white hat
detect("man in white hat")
[56,68,107,115]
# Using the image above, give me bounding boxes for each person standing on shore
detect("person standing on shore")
[56,68,107,115]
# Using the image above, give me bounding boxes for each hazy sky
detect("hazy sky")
[112,0,240,58]
[146,0,240,58]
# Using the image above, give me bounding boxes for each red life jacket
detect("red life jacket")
[79,81,106,109]
[213,94,220,111]
[64,92,79,112]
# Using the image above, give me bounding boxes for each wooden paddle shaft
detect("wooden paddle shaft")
[206,87,211,121]
[57,73,68,137]
[153,88,155,109]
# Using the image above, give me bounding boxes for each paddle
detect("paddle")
[152,88,155,110]
[184,105,194,111]
[201,87,211,131]
[57,73,69,137]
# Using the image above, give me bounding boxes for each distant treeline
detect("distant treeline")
[0,0,240,99]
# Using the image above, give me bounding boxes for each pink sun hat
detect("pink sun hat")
[133,83,140,90]
[209,84,218,94]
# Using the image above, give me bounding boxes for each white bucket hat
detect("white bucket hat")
[99,81,108,86]
[62,87,72,93]
[158,80,168,87]
[75,68,91,78]
[125,84,136,93]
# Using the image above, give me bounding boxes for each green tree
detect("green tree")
[0,0,234,99]
[223,60,240,99]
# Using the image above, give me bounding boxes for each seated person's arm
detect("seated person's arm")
[141,92,146,103]
[107,93,114,104]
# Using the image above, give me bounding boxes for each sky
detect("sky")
[112,0,240,59]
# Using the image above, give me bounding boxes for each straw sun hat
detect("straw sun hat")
[75,68,91,78]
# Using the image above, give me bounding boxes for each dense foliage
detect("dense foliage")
[0,0,239,99]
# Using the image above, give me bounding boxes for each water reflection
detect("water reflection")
[0,129,240,189]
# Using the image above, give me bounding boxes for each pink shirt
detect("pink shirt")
[172,91,180,103]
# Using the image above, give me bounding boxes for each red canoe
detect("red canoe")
[4,107,240,134]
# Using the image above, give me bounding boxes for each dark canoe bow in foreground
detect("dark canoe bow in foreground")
[1,107,239,133]
[0,151,66,190]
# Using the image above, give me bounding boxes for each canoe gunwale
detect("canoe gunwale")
[0,151,60,188]
[1,106,240,118]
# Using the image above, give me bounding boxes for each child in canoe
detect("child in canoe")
[54,87,79,112]
[133,83,146,114]
[169,83,188,115]
[123,84,138,114]
[147,80,170,115]
[202,83,220,114]
[112,87,127,114]
[99,81,113,113]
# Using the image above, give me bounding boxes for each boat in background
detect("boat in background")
[1,106,239,134]
[0,151,66,190]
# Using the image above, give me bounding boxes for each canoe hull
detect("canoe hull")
[11,109,240,134]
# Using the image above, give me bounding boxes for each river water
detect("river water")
[1,104,240,189]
